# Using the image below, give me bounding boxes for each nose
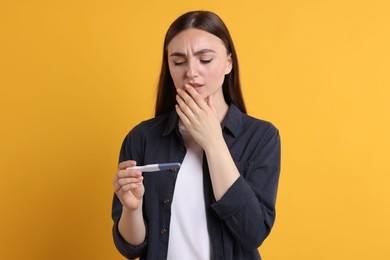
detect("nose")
[186,60,198,79]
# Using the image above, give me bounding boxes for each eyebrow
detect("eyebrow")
[169,49,216,57]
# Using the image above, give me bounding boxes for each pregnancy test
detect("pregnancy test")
[126,163,181,172]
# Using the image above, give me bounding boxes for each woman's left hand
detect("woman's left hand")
[175,84,224,150]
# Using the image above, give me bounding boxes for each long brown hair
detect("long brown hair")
[155,11,246,116]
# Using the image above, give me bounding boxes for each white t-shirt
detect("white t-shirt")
[167,125,211,260]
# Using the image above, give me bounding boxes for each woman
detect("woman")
[112,10,281,260]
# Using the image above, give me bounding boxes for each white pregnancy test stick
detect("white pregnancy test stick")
[126,163,181,172]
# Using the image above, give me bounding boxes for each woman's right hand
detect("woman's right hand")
[113,160,144,210]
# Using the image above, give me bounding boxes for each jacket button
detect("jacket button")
[160,228,167,235]
[179,145,185,151]
[163,199,170,204]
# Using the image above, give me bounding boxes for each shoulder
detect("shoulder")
[119,113,172,161]
[243,113,279,135]
[128,113,171,138]
[224,104,279,141]
[242,115,280,150]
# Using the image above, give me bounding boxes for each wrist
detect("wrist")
[203,134,226,153]
[122,199,143,214]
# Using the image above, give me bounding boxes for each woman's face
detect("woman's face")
[167,28,232,102]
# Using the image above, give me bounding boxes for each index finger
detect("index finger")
[118,160,137,170]
[184,84,209,110]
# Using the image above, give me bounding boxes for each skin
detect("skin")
[112,28,241,246]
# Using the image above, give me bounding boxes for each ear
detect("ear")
[224,54,233,75]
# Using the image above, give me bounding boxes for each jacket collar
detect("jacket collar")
[221,104,242,138]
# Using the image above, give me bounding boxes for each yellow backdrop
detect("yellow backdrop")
[1,0,389,259]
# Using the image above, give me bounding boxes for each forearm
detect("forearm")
[118,205,146,246]
[204,137,240,201]
[211,126,281,248]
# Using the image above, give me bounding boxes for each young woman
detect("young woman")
[112,10,281,260]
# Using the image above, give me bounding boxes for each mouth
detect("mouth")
[187,82,204,89]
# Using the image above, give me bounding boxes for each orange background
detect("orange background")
[1,0,389,259]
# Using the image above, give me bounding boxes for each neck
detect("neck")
[212,95,229,123]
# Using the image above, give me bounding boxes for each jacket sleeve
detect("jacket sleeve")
[211,124,281,250]
[111,128,147,259]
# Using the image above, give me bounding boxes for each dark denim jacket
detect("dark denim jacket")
[112,104,281,260]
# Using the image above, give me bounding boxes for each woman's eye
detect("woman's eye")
[173,61,185,66]
[201,59,213,64]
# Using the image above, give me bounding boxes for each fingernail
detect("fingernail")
[177,88,181,93]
